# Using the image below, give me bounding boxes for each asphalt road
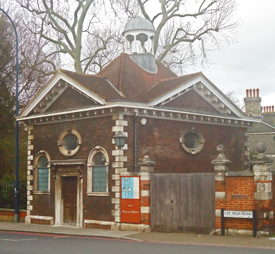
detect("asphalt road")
[0,231,275,254]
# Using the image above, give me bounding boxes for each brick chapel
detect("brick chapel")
[18,17,275,235]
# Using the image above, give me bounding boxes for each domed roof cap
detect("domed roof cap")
[123,17,155,35]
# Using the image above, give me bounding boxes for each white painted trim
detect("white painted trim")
[147,75,243,117]
[18,103,261,123]
[55,174,83,227]
[84,219,116,226]
[250,132,275,135]
[141,190,150,197]
[215,191,226,199]
[87,146,109,194]
[140,174,150,181]
[25,215,54,225]
[33,151,51,193]
[33,192,51,195]
[141,207,150,213]
[21,71,106,117]
[215,209,221,217]
[86,192,110,196]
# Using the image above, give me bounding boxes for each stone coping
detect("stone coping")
[226,170,254,177]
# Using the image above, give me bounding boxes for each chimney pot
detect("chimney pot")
[246,89,249,98]
[256,88,259,97]
[253,89,256,97]
[272,106,274,112]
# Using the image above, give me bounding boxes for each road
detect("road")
[0,231,275,254]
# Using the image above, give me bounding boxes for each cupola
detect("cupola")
[123,17,157,73]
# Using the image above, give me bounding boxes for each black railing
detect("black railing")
[0,180,27,210]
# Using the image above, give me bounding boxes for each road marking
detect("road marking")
[0,238,37,241]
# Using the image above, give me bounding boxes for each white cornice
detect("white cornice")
[20,71,106,117]
[148,75,244,117]
[17,102,262,125]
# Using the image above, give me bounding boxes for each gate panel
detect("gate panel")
[151,173,215,233]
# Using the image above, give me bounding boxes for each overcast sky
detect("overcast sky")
[189,1,275,108]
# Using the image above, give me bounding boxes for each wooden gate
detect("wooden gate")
[151,173,215,233]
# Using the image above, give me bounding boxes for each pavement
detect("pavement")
[1,221,275,249]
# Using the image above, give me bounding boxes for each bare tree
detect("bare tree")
[18,0,122,74]
[112,0,238,73]
[0,1,60,179]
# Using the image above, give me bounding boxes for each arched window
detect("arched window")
[34,151,50,192]
[87,147,109,195]
[37,156,49,191]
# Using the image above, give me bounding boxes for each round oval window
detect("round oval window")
[180,128,204,154]
[63,134,78,151]
[184,133,199,148]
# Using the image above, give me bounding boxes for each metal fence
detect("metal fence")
[0,180,27,210]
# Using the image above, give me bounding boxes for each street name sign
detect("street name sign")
[224,210,253,219]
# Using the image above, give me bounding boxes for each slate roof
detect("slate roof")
[60,70,125,101]
[19,52,248,120]
[134,72,202,102]
[98,53,177,101]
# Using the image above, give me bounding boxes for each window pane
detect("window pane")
[63,134,78,150]
[92,152,106,166]
[38,156,48,168]
[38,168,49,191]
[92,166,106,192]
[184,133,199,148]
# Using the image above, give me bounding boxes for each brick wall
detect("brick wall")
[125,116,247,173]
[215,173,275,234]
[31,116,115,221]
[225,176,254,229]
[0,209,26,222]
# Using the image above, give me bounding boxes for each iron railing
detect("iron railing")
[0,180,27,210]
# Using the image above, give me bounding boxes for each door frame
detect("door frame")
[54,164,84,227]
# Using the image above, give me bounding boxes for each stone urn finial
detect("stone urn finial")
[211,144,231,171]
[138,155,155,172]
[255,142,267,159]
[250,143,273,170]
[216,144,226,160]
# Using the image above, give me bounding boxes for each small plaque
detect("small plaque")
[231,194,248,199]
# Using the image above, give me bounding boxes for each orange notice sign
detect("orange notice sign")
[121,176,141,223]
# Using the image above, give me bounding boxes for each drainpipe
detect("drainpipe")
[134,113,137,172]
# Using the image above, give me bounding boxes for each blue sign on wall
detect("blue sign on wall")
[121,177,139,199]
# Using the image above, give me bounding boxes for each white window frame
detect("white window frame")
[87,146,109,196]
[57,128,82,156]
[33,150,51,194]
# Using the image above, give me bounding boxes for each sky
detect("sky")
[58,1,275,108]
[188,1,275,108]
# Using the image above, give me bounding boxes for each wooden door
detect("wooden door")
[62,177,77,225]
[151,173,215,233]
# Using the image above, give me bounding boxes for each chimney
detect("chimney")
[263,105,275,113]
[244,88,262,117]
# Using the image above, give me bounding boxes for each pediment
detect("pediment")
[39,85,99,114]
[149,74,244,118]
[20,71,105,117]
[163,89,221,115]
